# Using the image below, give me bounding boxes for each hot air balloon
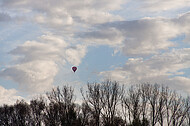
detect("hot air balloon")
[72,66,77,72]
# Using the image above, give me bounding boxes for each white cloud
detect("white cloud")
[1,60,58,93]
[81,18,178,56]
[136,0,190,12]
[100,48,190,92]
[81,12,190,56]
[10,36,67,63]
[121,18,178,56]
[176,12,190,43]
[0,34,87,93]
[65,45,87,66]
[0,85,22,105]
[1,0,190,97]
[0,0,124,30]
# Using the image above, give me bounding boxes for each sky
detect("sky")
[1,0,190,105]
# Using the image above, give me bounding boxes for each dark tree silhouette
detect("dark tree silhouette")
[13,100,31,126]
[81,83,103,126]
[0,81,189,126]
[45,86,79,126]
[0,104,14,125]
[78,103,92,126]
[122,85,141,124]
[100,80,124,126]
[30,96,46,126]
[139,83,150,126]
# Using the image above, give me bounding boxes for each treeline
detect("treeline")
[0,81,190,126]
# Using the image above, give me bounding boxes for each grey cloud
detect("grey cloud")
[81,19,176,56]
[81,13,190,56]
[10,41,62,63]
[135,0,190,12]
[112,19,176,56]
[80,27,124,46]
[174,13,190,43]
[0,12,11,21]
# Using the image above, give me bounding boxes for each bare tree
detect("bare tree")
[146,84,161,126]
[45,86,78,126]
[0,104,14,125]
[156,86,168,126]
[121,85,141,125]
[81,83,103,126]
[0,81,190,126]
[30,96,46,126]
[139,83,150,126]
[185,96,190,125]
[78,103,93,126]
[163,89,190,126]
[13,100,31,126]
[100,80,124,126]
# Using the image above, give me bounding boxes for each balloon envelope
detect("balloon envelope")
[72,66,77,72]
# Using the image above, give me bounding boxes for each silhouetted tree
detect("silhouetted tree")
[78,103,92,126]
[112,116,126,126]
[0,104,14,125]
[139,83,150,126]
[146,84,161,126]
[128,118,149,126]
[165,91,189,126]
[81,83,103,126]
[122,85,141,124]
[185,96,190,125]
[45,86,79,126]
[0,81,190,126]
[100,80,124,126]
[13,100,31,126]
[30,96,46,126]
[156,86,167,126]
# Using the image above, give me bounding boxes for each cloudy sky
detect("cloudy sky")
[1,0,190,104]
